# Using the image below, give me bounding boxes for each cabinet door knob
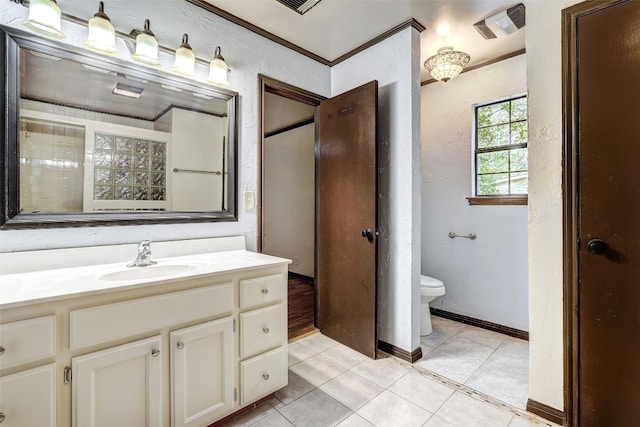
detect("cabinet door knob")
[262,327,270,334]
[262,373,269,381]
[0,346,5,356]
[0,412,5,423]
[261,288,269,294]
[176,341,185,350]
[151,348,160,357]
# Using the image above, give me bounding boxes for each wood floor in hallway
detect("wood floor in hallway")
[288,273,316,340]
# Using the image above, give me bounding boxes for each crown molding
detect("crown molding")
[186,1,426,68]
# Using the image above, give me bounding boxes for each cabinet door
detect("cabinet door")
[0,363,56,427]
[72,336,163,427]
[171,317,234,427]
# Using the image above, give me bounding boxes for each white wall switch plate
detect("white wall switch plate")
[244,191,255,210]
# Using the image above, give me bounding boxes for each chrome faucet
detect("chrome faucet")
[127,240,157,267]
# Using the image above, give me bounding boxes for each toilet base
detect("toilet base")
[420,302,433,336]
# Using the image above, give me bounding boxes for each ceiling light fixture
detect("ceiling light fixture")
[171,34,196,77]
[84,1,119,54]
[112,82,144,98]
[207,46,229,87]
[22,0,65,39]
[131,19,160,66]
[474,3,526,39]
[424,46,470,83]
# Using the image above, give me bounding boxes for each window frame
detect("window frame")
[469,94,528,206]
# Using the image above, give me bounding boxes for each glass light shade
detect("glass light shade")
[84,3,118,54]
[207,46,229,86]
[171,34,196,77]
[131,19,160,66]
[424,46,470,83]
[22,0,65,40]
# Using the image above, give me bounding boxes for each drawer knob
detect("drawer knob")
[262,327,270,334]
[0,346,4,356]
[151,348,160,357]
[262,373,270,381]
[0,412,5,423]
[176,341,185,350]
[261,288,269,294]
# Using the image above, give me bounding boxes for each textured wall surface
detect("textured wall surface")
[0,0,330,252]
[331,28,422,353]
[526,0,581,411]
[263,124,315,278]
[421,55,529,331]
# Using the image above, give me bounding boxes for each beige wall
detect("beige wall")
[263,124,315,277]
[526,0,582,411]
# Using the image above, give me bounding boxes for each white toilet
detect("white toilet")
[420,275,446,336]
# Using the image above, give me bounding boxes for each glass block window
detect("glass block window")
[93,133,166,201]
[474,96,528,195]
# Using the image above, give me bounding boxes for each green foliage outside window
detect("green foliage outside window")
[475,96,528,195]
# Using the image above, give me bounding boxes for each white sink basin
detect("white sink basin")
[99,264,197,281]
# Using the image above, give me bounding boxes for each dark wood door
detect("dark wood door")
[317,81,378,358]
[576,0,640,424]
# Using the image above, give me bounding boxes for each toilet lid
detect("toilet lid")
[421,275,444,288]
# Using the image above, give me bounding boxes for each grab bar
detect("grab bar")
[448,231,477,240]
[173,168,221,176]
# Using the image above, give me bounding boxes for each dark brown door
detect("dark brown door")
[576,0,640,424]
[317,81,378,358]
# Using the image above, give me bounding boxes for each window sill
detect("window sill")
[467,195,528,206]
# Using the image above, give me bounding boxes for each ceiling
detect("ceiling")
[21,49,228,122]
[202,0,526,81]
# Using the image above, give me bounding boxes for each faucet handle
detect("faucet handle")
[139,240,152,249]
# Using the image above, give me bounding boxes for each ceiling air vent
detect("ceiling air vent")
[275,0,323,15]
[473,3,526,39]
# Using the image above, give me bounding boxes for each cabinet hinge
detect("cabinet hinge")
[64,366,72,385]
[233,318,236,332]
[234,388,238,402]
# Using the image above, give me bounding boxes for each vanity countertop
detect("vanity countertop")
[0,249,290,310]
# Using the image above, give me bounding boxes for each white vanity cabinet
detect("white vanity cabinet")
[170,318,234,427]
[72,336,164,427]
[238,274,288,405]
[0,316,57,427]
[0,246,289,427]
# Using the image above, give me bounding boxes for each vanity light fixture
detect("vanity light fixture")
[84,1,119,54]
[112,82,144,98]
[424,46,470,82]
[131,19,161,66]
[22,0,66,39]
[207,46,229,87]
[171,34,196,77]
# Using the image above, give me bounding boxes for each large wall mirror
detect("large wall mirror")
[1,27,238,229]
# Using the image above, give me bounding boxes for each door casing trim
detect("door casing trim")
[256,74,325,254]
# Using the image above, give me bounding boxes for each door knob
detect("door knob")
[361,228,376,241]
[587,239,608,255]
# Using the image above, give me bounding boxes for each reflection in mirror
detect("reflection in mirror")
[2,27,238,228]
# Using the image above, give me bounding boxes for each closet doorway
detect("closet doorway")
[258,75,324,340]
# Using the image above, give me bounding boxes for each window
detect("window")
[473,96,528,202]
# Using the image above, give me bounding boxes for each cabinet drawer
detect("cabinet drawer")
[239,274,284,309]
[0,363,56,427]
[70,283,233,350]
[240,304,284,358]
[0,316,55,369]
[240,347,287,405]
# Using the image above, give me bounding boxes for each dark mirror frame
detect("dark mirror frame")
[1,27,238,229]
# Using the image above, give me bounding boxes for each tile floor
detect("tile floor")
[224,319,561,427]
[416,316,529,409]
